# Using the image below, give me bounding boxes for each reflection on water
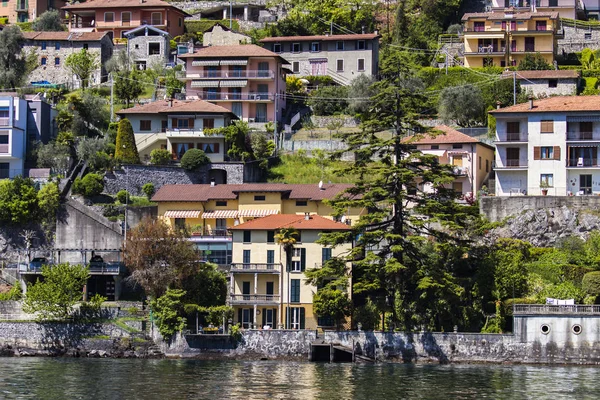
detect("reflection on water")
[0,358,596,399]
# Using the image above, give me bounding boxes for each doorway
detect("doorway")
[580,174,592,195]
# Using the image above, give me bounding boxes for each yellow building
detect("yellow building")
[228,214,352,330]
[151,183,363,265]
[462,11,558,68]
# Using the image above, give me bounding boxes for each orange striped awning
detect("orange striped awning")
[202,210,239,219]
[163,210,202,218]
[238,209,279,217]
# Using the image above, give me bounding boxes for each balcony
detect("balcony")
[496,133,527,143]
[20,262,124,275]
[567,131,599,141]
[0,117,11,126]
[230,263,281,273]
[464,46,506,56]
[193,92,274,102]
[230,294,280,305]
[0,144,8,154]
[496,159,527,169]
[567,158,600,167]
[165,129,222,138]
[178,70,275,80]
[191,228,231,238]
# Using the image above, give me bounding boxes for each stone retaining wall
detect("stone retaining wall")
[479,196,600,222]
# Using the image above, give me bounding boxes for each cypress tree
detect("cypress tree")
[114,118,140,164]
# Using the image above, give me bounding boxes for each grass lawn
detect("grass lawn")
[268,154,360,184]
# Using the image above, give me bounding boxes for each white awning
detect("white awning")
[220,59,248,66]
[448,150,469,156]
[568,144,599,148]
[220,80,248,87]
[191,80,220,88]
[239,209,279,217]
[164,210,202,218]
[192,60,220,66]
[202,210,239,219]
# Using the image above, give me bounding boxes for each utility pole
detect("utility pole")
[110,72,114,122]
[229,0,232,29]
[513,71,516,105]
[274,93,278,153]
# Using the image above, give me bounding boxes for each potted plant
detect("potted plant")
[540,181,550,196]
[190,224,204,236]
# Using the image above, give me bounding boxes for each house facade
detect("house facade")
[178,44,287,124]
[63,0,188,40]
[489,0,585,20]
[491,96,600,196]
[151,183,361,267]
[259,33,380,86]
[0,95,28,179]
[462,11,558,68]
[406,125,495,198]
[22,31,113,88]
[202,23,251,47]
[124,25,170,70]
[0,0,66,24]
[502,70,579,97]
[117,99,236,163]
[228,214,352,330]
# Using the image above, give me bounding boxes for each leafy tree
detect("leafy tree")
[352,297,380,330]
[180,263,228,307]
[517,53,552,71]
[307,86,348,116]
[23,263,90,320]
[208,120,251,161]
[582,271,600,297]
[72,173,104,197]
[150,148,172,165]
[250,132,273,170]
[581,48,595,70]
[76,137,112,171]
[0,25,27,89]
[347,74,376,115]
[36,142,71,174]
[115,68,144,107]
[150,288,187,339]
[482,78,520,109]
[67,92,110,137]
[116,189,130,204]
[105,50,130,74]
[180,148,210,170]
[124,217,200,298]
[37,182,60,221]
[32,10,65,32]
[438,84,485,127]
[65,49,98,90]
[142,182,155,199]
[0,176,39,224]
[114,118,140,164]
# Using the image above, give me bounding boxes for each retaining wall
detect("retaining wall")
[479,195,600,222]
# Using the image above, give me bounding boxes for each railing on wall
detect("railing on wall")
[513,304,600,315]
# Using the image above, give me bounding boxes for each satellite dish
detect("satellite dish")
[318,180,323,190]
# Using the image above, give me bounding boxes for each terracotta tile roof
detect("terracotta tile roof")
[178,44,282,59]
[403,125,480,145]
[63,0,189,14]
[22,31,110,41]
[462,11,558,21]
[490,96,600,114]
[117,99,233,115]
[229,214,351,231]
[259,33,380,43]
[501,70,580,80]
[151,183,355,202]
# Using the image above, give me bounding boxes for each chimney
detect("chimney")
[496,101,501,110]
[304,212,310,220]
[374,30,379,36]
[210,178,216,187]
[528,95,534,110]
[169,98,173,107]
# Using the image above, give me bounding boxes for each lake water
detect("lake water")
[0,358,597,399]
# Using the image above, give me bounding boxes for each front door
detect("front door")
[263,308,275,328]
[242,308,252,329]
[581,174,592,195]
[525,37,535,52]
[215,218,226,235]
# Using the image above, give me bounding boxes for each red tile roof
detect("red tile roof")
[229,214,351,231]
[501,70,580,80]
[490,96,600,114]
[259,33,380,43]
[403,125,480,145]
[178,44,283,59]
[117,99,233,115]
[462,11,558,21]
[152,183,355,202]
[22,31,110,41]
[63,0,189,14]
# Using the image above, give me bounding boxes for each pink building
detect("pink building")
[178,44,288,124]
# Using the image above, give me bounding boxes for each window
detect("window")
[266,282,274,295]
[206,87,218,100]
[243,249,251,264]
[243,230,251,243]
[336,41,344,51]
[215,200,227,206]
[232,102,242,118]
[174,218,186,230]
[310,42,320,52]
[474,21,485,32]
[0,163,8,179]
[267,231,275,243]
[254,195,265,201]
[548,79,557,88]
[293,248,301,257]
[357,58,365,71]
[336,59,344,72]
[151,12,162,25]
[478,156,482,170]
[40,57,46,66]
[41,41,46,50]
[357,40,365,50]
[54,57,60,65]
[287,307,305,329]
[452,144,463,149]
[292,43,300,53]
[290,279,300,302]
[541,120,554,133]
[585,32,592,40]
[0,133,7,145]
[535,21,547,31]
[534,146,560,160]
[273,43,281,53]
[291,261,301,272]
[55,42,60,50]
[322,247,332,263]
[203,119,214,129]
[267,250,275,264]
[295,200,307,206]
[178,17,182,27]
[431,145,439,150]
[486,159,489,173]
[139,120,151,131]
[540,146,554,159]
[148,42,160,55]
[292,61,299,73]
[83,43,88,50]
[540,174,554,187]
[104,12,114,23]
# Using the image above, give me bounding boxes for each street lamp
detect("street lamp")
[123,145,129,246]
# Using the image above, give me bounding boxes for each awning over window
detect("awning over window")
[239,209,279,217]
[202,210,239,219]
[191,80,220,88]
[220,80,248,87]
[220,59,248,66]
[164,210,202,218]
[192,60,220,66]
[448,150,469,156]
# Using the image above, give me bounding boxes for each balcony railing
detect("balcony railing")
[497,133,527,142]
[165,129,224,137]
[513,304,600,315]
[179,70,275,79]
[193,92,274,102]
[0,117,11,126]
[496,159,527,168]
[230,294,280,303]
[0,144,8,154]
[567,158,600,167]
[191,228,231,237]
[20,262,124,275]
[230,263,282,272]
[567,131,595,141]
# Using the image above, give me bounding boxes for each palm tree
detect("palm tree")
[275,227,299,328]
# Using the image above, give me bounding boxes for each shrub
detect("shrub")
[116,189,130,204]
[73,173,104,197]
[150,148,172,165]
[180,148,209,170]
[307,86,348,116]
[582,271,600,295]
[142,183,155,199]
[114,118,140,164]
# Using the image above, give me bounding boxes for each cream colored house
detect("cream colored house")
[228,214,352,330]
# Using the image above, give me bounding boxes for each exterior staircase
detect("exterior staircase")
[284,107,311,136]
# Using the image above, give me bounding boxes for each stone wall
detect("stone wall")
[558,25,600,53]
[480,196,600,222]
[521,79,578,98]
[310,116,360,128]
[128,35,170,66]
[282,140,354,161]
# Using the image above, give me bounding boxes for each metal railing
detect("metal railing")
[0,144,8,154]
[498,133,527,142]
[0,117,11,126]
[191,228,231,237]
[567,131,595,141]
[503,159,526,167]
[178,70,275,79]
[567,158,600,167]
[230,294,280,302]
[230,263,281,272]
[513,304,600,315]
[191,92,274,102]
[19,262,124,275]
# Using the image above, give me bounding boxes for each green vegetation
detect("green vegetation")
[180,148,210,170]
[0,26,28,90]
[517,53,553,71]
[268,153,358,184]
[32,10,65,31]
[150,149,172,165]
[116,190,130,204]
[142,183,155,199]
[0,177,60,225]
[73,173,104,197]
[114,119,140,165]
[0,284,22,301]
[65,49,98,90]
[150,289,187,339]
[113,318,142,334]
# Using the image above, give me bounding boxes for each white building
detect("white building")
[0,95,28,179]
[488,0,585,19]
[491,95,600,196]
[502,70,580,98]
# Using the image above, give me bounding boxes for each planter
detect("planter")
[541,189,548,196]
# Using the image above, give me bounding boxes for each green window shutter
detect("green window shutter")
[291,279,300,302]
[237,308,242,325]
[300,248,306,271]
[267,250,274,264]
[300,307,305,329]
[262,308,266,327]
